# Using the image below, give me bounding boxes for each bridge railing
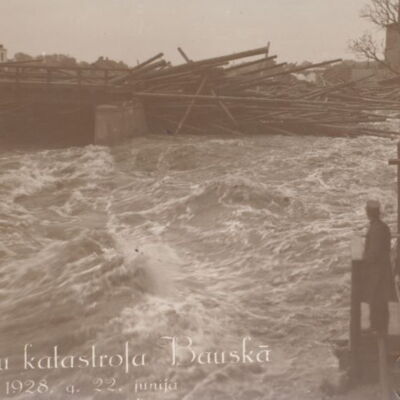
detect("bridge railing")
[0,64,128,87]
[0,55,167,90]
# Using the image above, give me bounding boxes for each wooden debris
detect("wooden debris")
[1,45,400,138]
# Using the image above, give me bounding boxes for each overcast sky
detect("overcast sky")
[0,0,382,65]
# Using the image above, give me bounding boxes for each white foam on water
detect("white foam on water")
[1,133,398,400]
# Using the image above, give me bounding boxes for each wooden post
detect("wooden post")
[177,47,192,63]
[350,258,362,383]
[397,141,400,275]
[377,334,391,400]
[15,67,21,103]
[77,69,82,87]
[211,89,240,130]
[173,46,240,132]
[47,69,52,89]
[15,67,20,85]
[175,75,208,134]
[388,141,400,275]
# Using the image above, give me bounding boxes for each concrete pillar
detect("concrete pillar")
[94,99,148,145]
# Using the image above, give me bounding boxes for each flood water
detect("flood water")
[1,132,399,399]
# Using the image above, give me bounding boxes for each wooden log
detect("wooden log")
[143,46,271,80]
[211,89,240,129]
[230,59,343,90]
[175,45,270,68]
[131,52,164,71]
[139,60,226,82]
[300,74,376,100]
[175,75,208,134]
[240,62,287,76]
[109,60,167,84]
[177,47,192,63]
[224,55,277,72]
[173,45,242,132]
[134,91,298,105]
[134,92,383,115]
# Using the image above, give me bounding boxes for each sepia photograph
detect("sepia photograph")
[3,1,400,399]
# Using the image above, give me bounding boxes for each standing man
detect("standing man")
[363,200,397,334]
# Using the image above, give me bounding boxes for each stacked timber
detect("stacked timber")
[124,47,400,138]
[2,46,400,138]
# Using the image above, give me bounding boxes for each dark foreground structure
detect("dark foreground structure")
[330,142,400,400]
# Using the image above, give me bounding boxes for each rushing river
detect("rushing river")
[0,132,399,399]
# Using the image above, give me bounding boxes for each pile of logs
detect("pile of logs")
[112,46,400,138]
[2,45,400,138]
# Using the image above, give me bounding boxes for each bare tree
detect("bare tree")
[349,0,400,73]
[361,0,400,28]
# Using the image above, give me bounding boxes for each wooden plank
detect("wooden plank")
[1,64,132,72]
[377,334,391,400]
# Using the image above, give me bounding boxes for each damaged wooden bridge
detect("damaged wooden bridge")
[1,45,400,146]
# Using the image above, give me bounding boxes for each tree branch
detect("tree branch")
[361,0,399,28]
[349,32,400,74]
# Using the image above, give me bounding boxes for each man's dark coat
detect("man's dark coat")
[362,218,397,303]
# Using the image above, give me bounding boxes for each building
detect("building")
[385,23,400,70]
[0,44,7,63]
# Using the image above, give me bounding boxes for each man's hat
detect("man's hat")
[366,200,381,210]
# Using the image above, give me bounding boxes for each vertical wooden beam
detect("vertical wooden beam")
[390,142,400,276]
[175,46,242,133]
[350,258,362,383]
[15,67,20,85]
[77,69,82,87]
[15,67,21,103]
[397,141,400,275]
[47,69,52,89]
[175,75,208,134]
[377,334,391,400]
[211,89,240,129]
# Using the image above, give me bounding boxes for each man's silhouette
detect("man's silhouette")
[363,200,397,334]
